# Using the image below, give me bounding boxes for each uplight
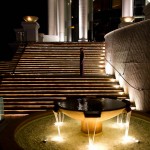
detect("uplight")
[54,122,63,126]
[119,92,124,95]
[88,143,107,150]
[51,136,64,142]
[113,85,120,88]
[122,136,139,144]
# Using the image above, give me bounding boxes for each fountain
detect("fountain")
[53,96,132,146]
[13,96,145,150]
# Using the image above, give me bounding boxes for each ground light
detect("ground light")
[52,110,139,149]
[14,111,150,150]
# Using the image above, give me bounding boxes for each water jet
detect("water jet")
[14,110,150,150]
[53,97,131,134]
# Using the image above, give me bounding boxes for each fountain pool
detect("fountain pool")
[14,111,150,150]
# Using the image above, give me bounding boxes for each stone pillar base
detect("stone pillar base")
[78,38,88,42]
[22,21,40,42]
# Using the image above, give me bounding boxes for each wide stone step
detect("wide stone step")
[0,89,124,94]
[27,42,105,47]
[0,42,130,115]
[3,94,128,115]
[1,76,116,80]
[0,42,106,76]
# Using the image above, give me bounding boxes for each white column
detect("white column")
[48,0,58,35]
[122,0,134,22]
[79,0,88,42]
[119,0,134,28]
[122,0,134,17]
[88,0,93,41]
[58,0,65,41]
[67,0,72,42]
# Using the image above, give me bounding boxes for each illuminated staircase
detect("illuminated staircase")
[0,42,129,115]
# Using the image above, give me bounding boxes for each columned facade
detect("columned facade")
[122,0,134,18]
[78,0,88,42]
[88,0,93,41]
[119,0,134,28]
[58,0,65,41]
[47,0,92,42]
[47,0,143,42]
[47,0,65,42]
[48,0,58,35]
[67,0,72,42]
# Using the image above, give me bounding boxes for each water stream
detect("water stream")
[86,118,98,148]
[53,111,64,137]
[125,111,132,138]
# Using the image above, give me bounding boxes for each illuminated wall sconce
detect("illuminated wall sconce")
[23,16,39,22]
[120,17,135,23]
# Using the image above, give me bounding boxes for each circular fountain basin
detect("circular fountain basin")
[56,97,130,134]
[14,111,150,150]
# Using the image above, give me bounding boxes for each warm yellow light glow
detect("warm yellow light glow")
[100,57,104,60]
[110,79,116,82]
[113,85,120,88]
[69,26,75,29]
[115,72,120,81]
[98,65,104,68]
[51,136,64,142]
[23,16,38,22]
[121,17,134,22]
[99,70,104,73]
[105,62,113,75]
[110,122,126,129]
[131,106,136,110]
[117,122,127,128]
[27,16,32,21]
[122,136,139,144]
[118,75,124,88]
[87,143,107,150]
[88,143,96,150]
[119,92,124,95]
[99,61,104,63]
[54,122,63,126]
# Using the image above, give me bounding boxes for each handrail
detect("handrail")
[11,42,28,74]
[105,58,150,91]
[105,19,150,92]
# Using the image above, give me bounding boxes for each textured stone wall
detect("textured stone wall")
[143,3,150,19]
[104,19,150,112]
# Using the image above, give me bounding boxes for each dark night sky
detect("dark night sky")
[2,0,109,45]
[1,0,115,53]
[2,0,48,44]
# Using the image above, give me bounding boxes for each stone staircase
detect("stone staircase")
[0,42,129,115]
